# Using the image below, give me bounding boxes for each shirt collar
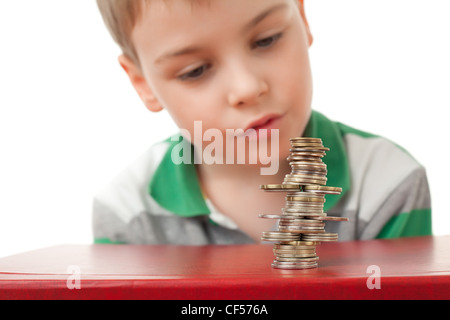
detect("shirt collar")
[149,110,350,216]
[149,135,210,217]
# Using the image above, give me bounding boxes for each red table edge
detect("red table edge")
[1,274,449,300]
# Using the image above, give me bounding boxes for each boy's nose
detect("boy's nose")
[226,63,269,108]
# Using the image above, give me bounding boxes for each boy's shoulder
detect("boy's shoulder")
[308,110,427,212]
[311,110,430,240]
[308,110,421,170]
[92,137,245,244]
[93,139,173,223]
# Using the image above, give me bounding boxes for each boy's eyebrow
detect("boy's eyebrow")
[155,3,288,65]
[155,47,202,64]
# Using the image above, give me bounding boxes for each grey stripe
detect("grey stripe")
[93,201,254,245]
[359,167,431,240]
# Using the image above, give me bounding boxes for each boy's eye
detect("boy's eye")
[178,64,211,81]
[253,33,283,49]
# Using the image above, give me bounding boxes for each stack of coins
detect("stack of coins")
[259,137,348,269]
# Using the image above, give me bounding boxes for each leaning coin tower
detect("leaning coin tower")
[259,137,348,269]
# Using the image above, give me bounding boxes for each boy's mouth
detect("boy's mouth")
[245,114,283,133]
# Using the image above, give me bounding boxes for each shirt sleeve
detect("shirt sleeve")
[371,166,432,239]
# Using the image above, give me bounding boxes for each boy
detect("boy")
[93,0,432,245]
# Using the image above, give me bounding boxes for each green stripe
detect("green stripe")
[376,208,432,239]
[94,238,126,245]
[149,135,210,217]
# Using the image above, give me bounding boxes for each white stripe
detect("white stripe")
[343,134,422,222]
[94,141,172,223]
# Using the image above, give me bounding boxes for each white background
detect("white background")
[0,1,449,258]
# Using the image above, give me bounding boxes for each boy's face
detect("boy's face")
[124,0,313,161]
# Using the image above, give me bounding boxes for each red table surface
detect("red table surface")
[0,235,449,300]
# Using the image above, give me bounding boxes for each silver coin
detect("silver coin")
[278,223,324,229]
[308,215,349,222]
[284,176,328,184]
[262,232,300,239]
[271,262,318,269]
[273,261,318,266]
[281,210,326,217]
[278,227,325,234]
[291,148,329,153]
[279,223,325,229]
[275,256,319,262]
[262,214,300,220]
[273,248,316,254]
[287,157,323,162]
[273,258,318,264]
[282,207,324,213]
[284,202,324,208]
[285,192,325,198]
[302,233,339,242]
[289,160,327,166]
[289,137,323,143]
[274,244,317,250]
[279,219,325,225]
[274,251,317,256]
[261,231,300,242]
[258,214,283,219]
[303,185,342,195]
[272,263,318,269]
[290,169,327,174]
[289,152,326,158]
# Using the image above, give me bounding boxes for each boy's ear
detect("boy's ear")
[118,54,164,113]
[298,0,313,47]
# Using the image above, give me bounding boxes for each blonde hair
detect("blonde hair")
[96,0,144,66]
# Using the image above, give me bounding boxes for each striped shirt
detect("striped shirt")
[92,110,432,244]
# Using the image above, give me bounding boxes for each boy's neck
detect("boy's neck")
[195,159,291,242]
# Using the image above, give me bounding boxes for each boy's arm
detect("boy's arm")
[369,166,432,239]
[333,132,432,241]
[92,198,128,244]
[375,166,432,238]
[376,207,432,239]
[91,142,172,245]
